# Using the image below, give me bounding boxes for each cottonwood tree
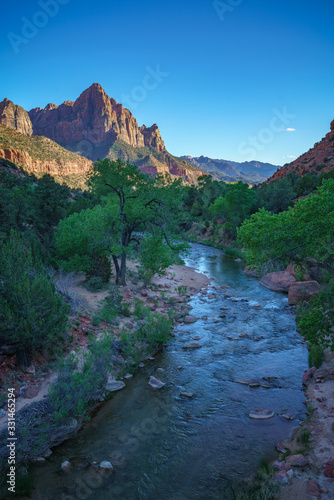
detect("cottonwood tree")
[58,159,187,285]
[238,179,334,277]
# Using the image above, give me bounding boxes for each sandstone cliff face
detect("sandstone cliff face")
[0,84,204,185]
[0,147,92,178]
[0,99,33,136]
[140,124,165,152]
[269,120,334,182]
[28,83,165,153]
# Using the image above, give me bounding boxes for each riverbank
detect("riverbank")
[276,347,334,500]
[0,259,211,497]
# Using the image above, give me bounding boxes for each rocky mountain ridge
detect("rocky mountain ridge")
[268,120,334,182]
[0,84,204,184]
[183,155,279,183]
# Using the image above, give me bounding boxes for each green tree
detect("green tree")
[59,159,187,285]
[0,231,69,365]
[238,179,334,276]
[55,203,117,281]
[255,177,296,213]
[33,174,70,239]
[209,182,257,238]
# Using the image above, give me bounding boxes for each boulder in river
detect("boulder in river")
[260,271,296,293]
[183,315,198,324]
[288,281,320,305]
[105,379,126,392]
[249,409,275,419]
[148,376,165,389]
[99,461,114,470]
[61,461,72,472]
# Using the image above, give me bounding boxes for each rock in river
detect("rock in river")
[105,379,126,392]
[148,376,165,389]
[99,461,114,470]
[260,271,296,293]
[61,461,72,472]
[183,315,198,324]
[183,342,202,349]
[249,409,275,420]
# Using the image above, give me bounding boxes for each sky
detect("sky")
[1,0,334,166]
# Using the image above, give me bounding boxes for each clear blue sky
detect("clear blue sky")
[1,0,334,165]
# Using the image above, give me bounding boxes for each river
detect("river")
[29,244,308,500]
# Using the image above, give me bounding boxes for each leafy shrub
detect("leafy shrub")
[85,276,108,292]
[297,281,334,350]
[0,232,69,364]
[135,313,173,351]
[137,235,176,284]
[308,344,324,368]
[49,335,113,426]
[92,285,123,325]
[224,247,244,259]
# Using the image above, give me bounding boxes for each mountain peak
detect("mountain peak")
[0,98,33,136]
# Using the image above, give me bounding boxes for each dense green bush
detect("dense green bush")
[297,281,334,350]
[92,285,123,325]
[138,235,176,284]
[49,335,113,425]
[0,232,69,363]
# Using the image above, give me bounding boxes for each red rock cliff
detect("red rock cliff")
[269,120,334,182]
[0,98,33,136]
[28,83,166,153]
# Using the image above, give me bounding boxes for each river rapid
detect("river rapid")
[29,244,308,500]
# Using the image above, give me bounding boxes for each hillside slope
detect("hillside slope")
[268,120,334,182]
[0,124,92,188]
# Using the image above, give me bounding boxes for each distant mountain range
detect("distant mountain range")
[182,156,280,183]
[0,84,205,185]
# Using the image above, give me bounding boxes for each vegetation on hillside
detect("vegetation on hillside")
[0,124,91,164]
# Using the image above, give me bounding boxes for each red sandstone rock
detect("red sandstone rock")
[0,98,33,136]
[259,271,296,293]
[307,479,321,498]
[324,459,334,478]
[288,281,320,305]
[302,366,316,385]
[285,454,308,467]
[0,84,205,184]
[268,120,334,182]
[244,265,260,277]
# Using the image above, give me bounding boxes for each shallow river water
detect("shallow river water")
[30,244,308,500]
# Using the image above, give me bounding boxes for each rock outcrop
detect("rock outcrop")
[268,120,334,182]
[259,271,296,293]
[0,124,92,186]
[140,124,165,152]
[0,98,33,136]
[0,84,205,184]
[28,84,165,153]
[288,281,320,305]
[0,146,92,179]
